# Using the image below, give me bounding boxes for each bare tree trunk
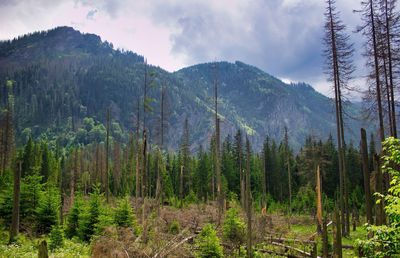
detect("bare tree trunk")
[284,127,291,216]
[9,162,21,243]
[214,62,222,223]
[370,0,386,143]
[374,154,385,225]
[384,0,397,138]
[246,135,252,258]
[361,128,373,224]
[333,201,342,258]
[322,216,328,258]
[316,165,323,232]
[338,95,350,235]
[142,61,148,200]
[180,165,183,210]
[327,1,345,237]
[262,149,267,210]
[135,78,141,207]
[106,107,110,202]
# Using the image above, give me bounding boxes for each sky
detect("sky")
[0,0,365,98]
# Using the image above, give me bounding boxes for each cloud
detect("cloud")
[86,9,97,20]
[0,0,367,98]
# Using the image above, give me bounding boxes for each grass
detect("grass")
[0,230,90,258]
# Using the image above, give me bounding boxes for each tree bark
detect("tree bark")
[180,165,183,210]
[246,135,252,258]
[9,162,21,243]
[361,128,373,224]
[106,107,110,202]
[374,154,385,225]
[214,62,222,223]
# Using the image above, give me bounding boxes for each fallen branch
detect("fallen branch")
[124,249,130,258]
[162,235,195,257]
[270,241,313,257]
[266,236,316,244]
[343,244,354,249]
[153,227,189,258]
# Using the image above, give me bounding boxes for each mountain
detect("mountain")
[0,26,364,151]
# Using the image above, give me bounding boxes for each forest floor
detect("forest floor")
[0,199,366,257]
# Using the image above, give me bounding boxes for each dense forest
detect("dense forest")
[0,0,400,257]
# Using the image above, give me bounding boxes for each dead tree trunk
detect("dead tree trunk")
[246,135,252,258]
[180,165,184,210]
[262,149,267,210]
[361,128,373,224]
[374,154,385,225]
[9,161,21,243]
[333,201,342,258]
[106,107,110,202]
[214,62,222,223]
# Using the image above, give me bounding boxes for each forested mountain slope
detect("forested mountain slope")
[0,26,363,150]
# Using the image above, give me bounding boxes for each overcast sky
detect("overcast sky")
[0,0,365,98]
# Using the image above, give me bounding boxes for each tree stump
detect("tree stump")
[38,240,48,258]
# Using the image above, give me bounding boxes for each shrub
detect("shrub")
[36,185,59,234]
[222,207,246,250]
[65,195,83,239]
[168,221,180,235]
[196,223,223,258]
[358,137,400,257]
[78,185,103,242]
[95,204,114,236]
[184,190,197,205]
[114,196,134,227]
[49,224,64,251]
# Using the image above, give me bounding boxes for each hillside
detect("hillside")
[0,26,363,151]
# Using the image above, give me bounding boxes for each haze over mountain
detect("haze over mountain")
[0,26,365,151]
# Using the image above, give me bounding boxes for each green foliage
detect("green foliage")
[78,185,103,242]
[293,185,316,215]
[222,207,246,249]
[65,195,83,239]
[358,137,400,257]
[168,221,180,235]
[0,171,43,228]
[49,224,64,250]
[184,189,197,205]
[113,196,134,228]
[94,204,114,236]
[196,223,223,258]
[36,185,60,234]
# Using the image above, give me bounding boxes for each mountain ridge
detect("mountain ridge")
[0,26,364,151]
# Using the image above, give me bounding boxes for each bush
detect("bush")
[184,190,197,205]
[113,196,134,227]
[196,223,223,258]
[65,195,83,239]
[168,221,180,235]
[78,185,103,242]
[95,205,114,236]
[358,137,400,257]
[49,224,64,250]
[36,185,60,234]
[222,207,246,250]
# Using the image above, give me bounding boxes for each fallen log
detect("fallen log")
[153,227,189,258]
[266,236,316,244]
[162,235,195,257]
[270,241,313,257]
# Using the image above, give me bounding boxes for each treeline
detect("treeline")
[0,127,374,227]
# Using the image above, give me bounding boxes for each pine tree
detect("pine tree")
[323,0,355,236]
[245,135,252,258]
